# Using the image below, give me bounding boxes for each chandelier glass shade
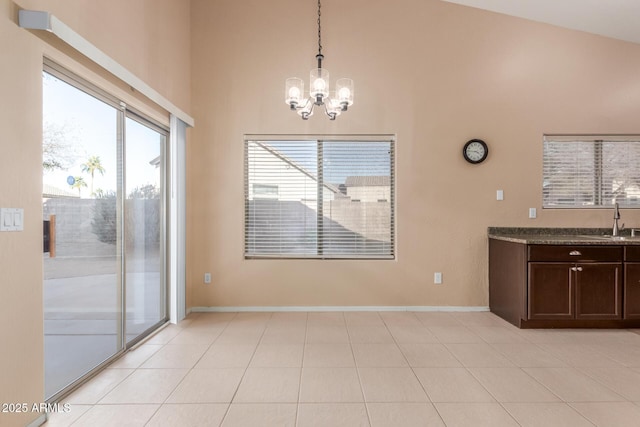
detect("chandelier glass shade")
[285,0,353,120]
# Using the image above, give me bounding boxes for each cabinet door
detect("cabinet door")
[625,263,640,319]
[575,263,622,320]
[528,263,573,319]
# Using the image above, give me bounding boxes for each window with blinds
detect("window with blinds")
[543,135,640,208]
[244,136,395,259]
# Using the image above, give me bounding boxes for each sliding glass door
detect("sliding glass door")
[42,62,168,400]
[124,116,166,344]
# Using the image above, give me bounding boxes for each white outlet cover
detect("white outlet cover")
[434,272,443,284]
[496,190,504,201]
[529,207,537,219]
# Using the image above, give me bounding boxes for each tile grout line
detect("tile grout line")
[441,319,532,426]
[69,326,182,426]
[221,311,272,418]
[408,310,464,426]
[58,312,640,426]
[575,365,637,403]
[343,311,372,427]
[441,319,557,425]
[142,312,238,426]
[379,311,451,426]
[420,316,527,425]
[565,401,613,427]
[464,321,626,424]
[295,312,309,426]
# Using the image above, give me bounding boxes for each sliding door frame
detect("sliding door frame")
[123,109,170,348]
[43,59,170,401]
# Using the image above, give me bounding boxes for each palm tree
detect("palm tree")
[80,155,106,196]
[70,176,87,198]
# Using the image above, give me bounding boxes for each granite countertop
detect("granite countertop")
[488,227,640,245]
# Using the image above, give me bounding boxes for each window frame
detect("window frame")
[543,134,640,209]
[244,134,396,260]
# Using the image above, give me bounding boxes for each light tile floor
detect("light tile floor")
[46,312,640,426]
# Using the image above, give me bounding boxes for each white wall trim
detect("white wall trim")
[190,306,490,313]
[26,413,47,427]
[18,10,194,127]
[168,115,187,324]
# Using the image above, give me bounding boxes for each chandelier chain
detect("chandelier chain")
[317,0,322,57]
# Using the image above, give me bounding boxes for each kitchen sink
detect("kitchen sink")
[580,235,640,242]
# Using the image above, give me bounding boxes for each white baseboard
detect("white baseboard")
[190,306,490,313]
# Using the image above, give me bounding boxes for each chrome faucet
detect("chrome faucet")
[612,203,623,236]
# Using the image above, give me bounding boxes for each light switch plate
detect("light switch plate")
[0,208,23,232]
[529,207,537,219]
[2,210,12,228]
[14,210,23,230]
[496,190,504,201]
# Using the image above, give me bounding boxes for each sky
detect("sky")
[42,72,162,197]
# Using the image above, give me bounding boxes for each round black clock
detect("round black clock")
[463,139,488,164]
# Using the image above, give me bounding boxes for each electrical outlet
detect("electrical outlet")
[496,190,504,201]
[434,272,442,284]
[204,273,211,284]
[529,207,537,219]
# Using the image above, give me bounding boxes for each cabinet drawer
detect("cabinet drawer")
[528,245,622,262]
[625,246,640,262]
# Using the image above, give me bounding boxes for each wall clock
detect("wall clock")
[463,139,488,164]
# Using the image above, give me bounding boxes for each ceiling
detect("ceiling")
[441,0,640,45]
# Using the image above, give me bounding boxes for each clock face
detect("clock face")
[463,139,488,164]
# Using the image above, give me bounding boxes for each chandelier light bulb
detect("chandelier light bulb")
[285,77,304,107]
[335,78,354,107]
[313,78,326,92]
[309,68,329,100]
[338,87,350,101]
[289,86,301,100]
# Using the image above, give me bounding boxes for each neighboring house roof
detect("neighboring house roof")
[149,155,161,167]
[345,176,391,187]
[43,183,79,198]
[255,142,341,194]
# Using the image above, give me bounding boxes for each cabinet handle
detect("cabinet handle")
[576,266,583,272]
[571,267,577,271]
[569,250,582,256]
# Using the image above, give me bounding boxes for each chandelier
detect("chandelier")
[285,0,354,120]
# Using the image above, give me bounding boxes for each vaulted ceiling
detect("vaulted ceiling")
[442,0,640,45]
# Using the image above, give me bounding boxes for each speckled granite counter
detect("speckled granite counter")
[488,227,640,245]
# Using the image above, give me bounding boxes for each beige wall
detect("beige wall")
[3,0,640,422]
[189,0,640,308]
[0,0,190,425]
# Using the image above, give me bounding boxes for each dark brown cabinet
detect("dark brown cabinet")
[527,246,622,321]
[528,262,573,319]
[624,246,640,319]
[489,238,635,328]
[624,264,640,319]
[575,263,621,319]
[529,262,622,320]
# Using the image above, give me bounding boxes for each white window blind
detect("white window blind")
[543,135,640,208]
[244,137,395,259]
